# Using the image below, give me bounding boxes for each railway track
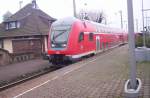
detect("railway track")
[0,66,60,91]
[0,44,124,91]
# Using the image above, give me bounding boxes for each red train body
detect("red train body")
[47,17,127,65]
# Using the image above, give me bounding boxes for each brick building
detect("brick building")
[0,1,56,65]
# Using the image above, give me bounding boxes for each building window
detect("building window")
[89,33,94,41]
[0,40,3,48]
[5,21,20,30]
[9,22,16,29]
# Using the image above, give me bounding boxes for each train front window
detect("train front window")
[50,26,71,48]
[52,30,69,43]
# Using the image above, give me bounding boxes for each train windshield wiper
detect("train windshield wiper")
[52,30,67,43]
[53,31,65,40]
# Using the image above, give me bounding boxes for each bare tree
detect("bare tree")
[3,11,12,21]
[77,10,105,23]
[95,11,104,23]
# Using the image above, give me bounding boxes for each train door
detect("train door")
[78,32,84,53]
[96,36,100,53]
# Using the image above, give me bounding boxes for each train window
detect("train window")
[79,32,84,42]
[89,33,94,41]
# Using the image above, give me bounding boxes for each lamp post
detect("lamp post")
[145,17,150,28]
[135,19,139,32]
[142,0,146,47]
[143,10,150,30]
[124,0,142,97]
[119,10,123,29]
[127,0,137,89]
[143,9,150,40]
[19,1,23,9]
[73,0,77,17]
[114,11,123,29]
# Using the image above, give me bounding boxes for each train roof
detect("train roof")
[51,17,79,26]
[86,20,126,33]
[51,17,126,33]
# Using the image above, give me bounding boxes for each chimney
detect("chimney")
[32,0,37,9]
[19,1,23,9]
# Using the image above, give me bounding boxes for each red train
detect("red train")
[47,17,128,65]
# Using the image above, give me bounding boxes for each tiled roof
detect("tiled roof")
[0,3,56,38]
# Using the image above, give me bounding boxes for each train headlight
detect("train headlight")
[51,44,55,47]
[62,44,67,47]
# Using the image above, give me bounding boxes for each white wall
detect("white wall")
[44,36,48,52]
[3,39,13,53]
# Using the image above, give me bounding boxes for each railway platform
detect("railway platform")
[0,45,150,98]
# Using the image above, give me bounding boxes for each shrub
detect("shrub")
[135,35,143,47]
[146,36,150,48]
[135,34,150,48]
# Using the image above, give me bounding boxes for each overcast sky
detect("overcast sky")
[0,0,150,31]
